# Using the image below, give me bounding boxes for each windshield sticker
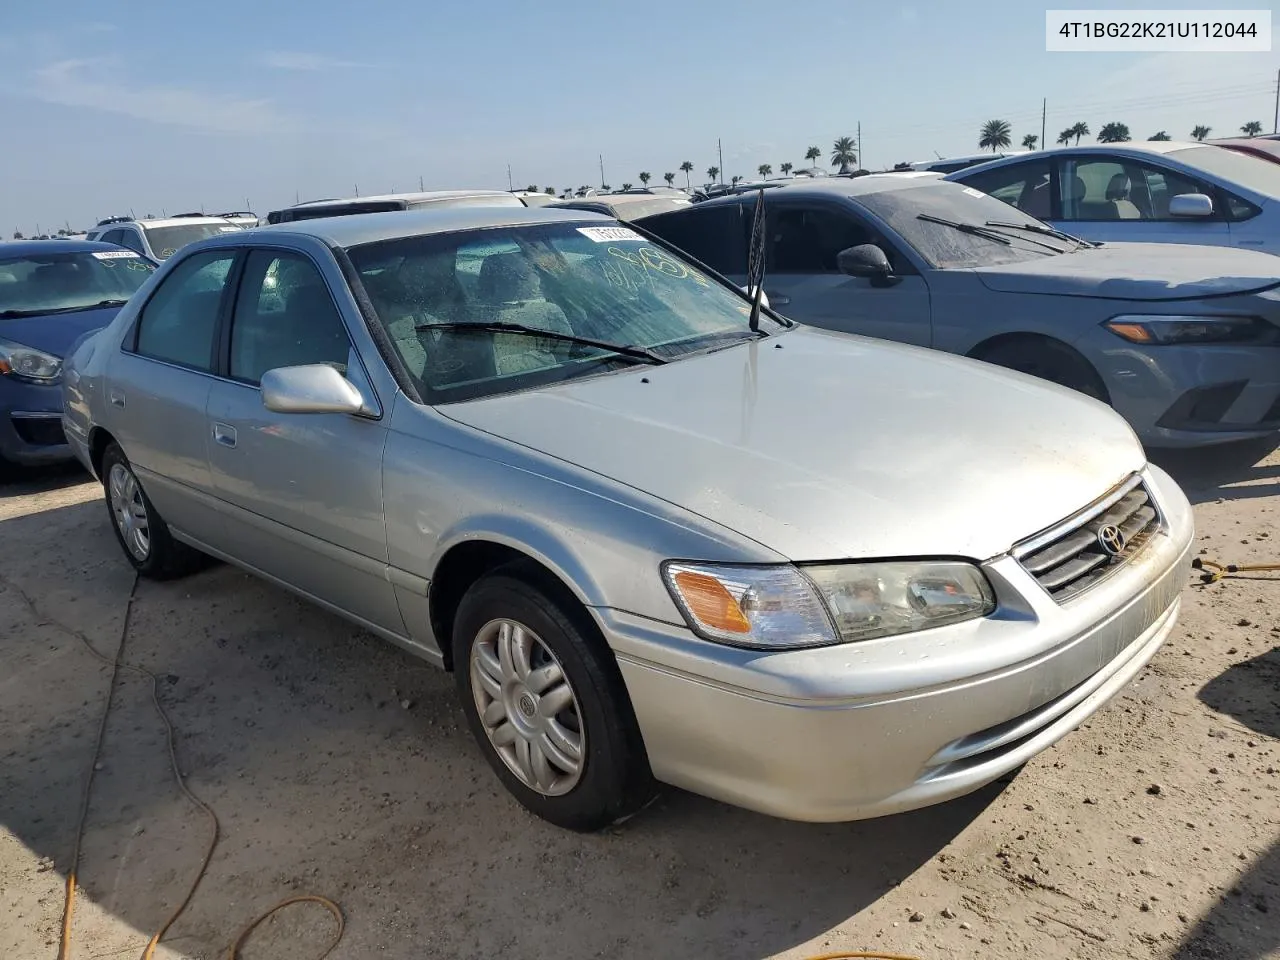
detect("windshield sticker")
[598,244,711,293]
[962,187,986,199]
[92,250,139,260]
[577,226,644,243]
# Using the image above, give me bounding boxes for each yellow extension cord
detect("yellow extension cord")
[12,569,916,960]
[1192,555,1280,583]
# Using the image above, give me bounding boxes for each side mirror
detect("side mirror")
[837,244,895,281]
[1168,193,1215,218]
[261,364,365,415]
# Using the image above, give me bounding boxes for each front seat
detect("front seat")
[476,252,574,375]
[1105,173,1142,219]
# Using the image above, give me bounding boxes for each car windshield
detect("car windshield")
[348,221,784,402]
[1168,144,1280,197]
[142,222,242,259]
[854,183,1065,268]
[0,250,155,316]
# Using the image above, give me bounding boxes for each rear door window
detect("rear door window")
[133,251,237,371]
[961,159,1053,219]
[638,204,747,275]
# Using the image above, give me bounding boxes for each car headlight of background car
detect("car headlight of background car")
[0,338,62,383]
[1103,314,1275,346]
[662,560,996,649]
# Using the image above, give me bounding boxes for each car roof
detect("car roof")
[1213,138,1280,157]
[255,204,613,247]
[0,238,138,258]
[947,141,1211,179]
[286,189,515,210]
[682,174,941,209]
[94,216,234,229]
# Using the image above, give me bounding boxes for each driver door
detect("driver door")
[757,197,933,347]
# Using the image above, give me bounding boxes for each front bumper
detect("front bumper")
[603,464,1193,822]
[1082,336,1280,448]
[0,379,72,466]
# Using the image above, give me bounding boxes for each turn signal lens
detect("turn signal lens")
[671,570,751,634]
[1104,322,1153,343]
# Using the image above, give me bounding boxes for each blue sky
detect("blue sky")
[3,0,1276,235]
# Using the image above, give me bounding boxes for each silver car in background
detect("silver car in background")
[63,207,1193,829]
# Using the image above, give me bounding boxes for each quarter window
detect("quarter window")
[228,251,350,384]
[134,251,236,371]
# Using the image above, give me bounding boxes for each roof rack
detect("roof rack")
[94,215,135,226]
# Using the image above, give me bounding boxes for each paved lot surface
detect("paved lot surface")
[2,447,1278,960]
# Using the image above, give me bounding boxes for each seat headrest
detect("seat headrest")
[1067,175,1087,202]
[1105,173,1132,201]
[478,253,539,303]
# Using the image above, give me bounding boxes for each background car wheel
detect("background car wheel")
[101,442,205,580]
[452,565,654,831]
[974,337,1109,404]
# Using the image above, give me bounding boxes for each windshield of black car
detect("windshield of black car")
[854,182,1065,268]
[142,222,242,259]
[0,251,155,316]
[347,221,783,402]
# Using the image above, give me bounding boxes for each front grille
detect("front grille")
[1013,476,1160,603]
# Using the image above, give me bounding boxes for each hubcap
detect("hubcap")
[107,463,150,562]
[469,618,584,796]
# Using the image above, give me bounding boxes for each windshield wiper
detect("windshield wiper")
[0,299,131,320]
[984,220,1100,250]
[414,321,668,365]
[916,214,1012,245]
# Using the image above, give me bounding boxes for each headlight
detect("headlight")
[0,338,62,383]
[1104,315,1274,345]
[662,560,995,650]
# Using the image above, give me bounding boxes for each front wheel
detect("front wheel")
[452,568,654,831]
[101,443,204,579]
[975,338,1109,404]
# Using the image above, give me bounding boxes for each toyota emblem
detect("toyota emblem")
[1097,524,1127,557]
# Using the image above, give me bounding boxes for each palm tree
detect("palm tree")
[758,164,772,178]
[1097,122,1131,143]
[621,183,633,191]
[1055,128,1074,146]
[1241,121,1264,137]
[706,165,719,183]
[525,184,538,193]
[805,146,822,167]
[1021,134,1038,150]
[679,160,694,188]
[638,172,651,186]
[780,162,793,176]
[544,186,555,195]
[830,136,857,172]
[663,172,676,187]
[978,119,1012,152]
[1070,122,1090,145]
[731,175,742,185]
[1148,131,1172,141]
[1191,125,1211,141]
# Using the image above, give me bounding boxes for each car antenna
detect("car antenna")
[746,187,766,334]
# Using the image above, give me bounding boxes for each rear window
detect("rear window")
[142,222,241,259]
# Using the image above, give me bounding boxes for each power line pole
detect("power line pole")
[857,121,862,170]
[718,138,724,183]
[599,154,605,189]
[507,164,513,191]
[419,175,424,191]
[1041,98,1046,150]
[1274,67,1279,134]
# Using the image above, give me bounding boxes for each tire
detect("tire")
[976,338,1109,404]
[101,442,204,580]
[452,566,654,831]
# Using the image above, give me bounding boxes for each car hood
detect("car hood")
[0,305,123,357]
[971,243,1280,300]
[438,328,1146,561]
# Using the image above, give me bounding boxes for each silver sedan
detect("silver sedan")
[62,207,1194,830]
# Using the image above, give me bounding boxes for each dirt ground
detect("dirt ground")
[1,443,1278,960]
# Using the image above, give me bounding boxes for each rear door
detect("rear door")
[203,244,402,635]
[104,248,239,541]
[757,195,933,346]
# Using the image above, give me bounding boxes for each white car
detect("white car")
[85,215,244,261]
[950,141,1280,254]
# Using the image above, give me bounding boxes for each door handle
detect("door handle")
[213,422,237,448]
[109,389,125,408]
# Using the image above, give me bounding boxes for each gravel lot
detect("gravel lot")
[2,445,1278,960]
